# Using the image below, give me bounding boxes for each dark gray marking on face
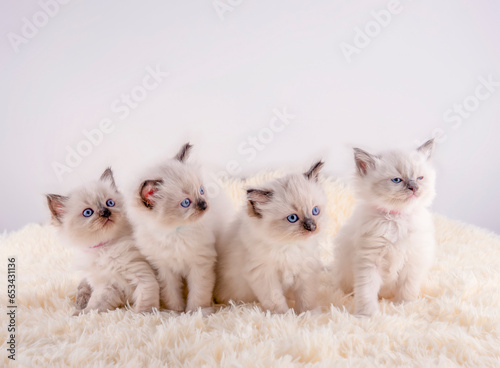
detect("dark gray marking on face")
[302,218,316,232]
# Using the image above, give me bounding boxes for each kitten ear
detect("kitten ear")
[304,161,324,182]
[46,194,68,224]
[175,142,193,162]
[353,148,377,176]
[140,179,163,209]
[417,139,435,160]
[100,167,117,191]
[246,189,273,218]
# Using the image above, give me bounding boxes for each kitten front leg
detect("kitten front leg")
[353,265,382,317]
[294,271,320,314]
[75,278,92,310]
[249,269,289,314]
[394,262,424,304]
[132,264,160,314]
[185,263,216,316]
[158,268,185,312]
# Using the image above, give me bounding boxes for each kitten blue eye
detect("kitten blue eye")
[106,199,115,207]
[391,178,403,183]
[82,208,94,217]
[312,206,320,216]
[200,186,204,195]
[417,176,424,180]
[180,198,191,208]
[287,214,299,223]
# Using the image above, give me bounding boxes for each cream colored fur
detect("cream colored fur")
[126,144,219,315]
[215,162,326,314]
[1,172,499,367]
[46,169,159,315]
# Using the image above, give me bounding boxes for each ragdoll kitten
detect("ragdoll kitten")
[46,168,159,315]
[215,161,327,314]
[127,143,218,316]
[332,139,436,317]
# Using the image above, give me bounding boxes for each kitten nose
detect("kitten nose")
[196,199,207,211]
[303,218,316,232]
[407,180,418,193]
[100,208,111,218]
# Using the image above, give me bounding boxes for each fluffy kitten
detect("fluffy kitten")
[332,139,436,316]
[127,143,218,315]
[215,161,327,314]
[47,168,160,315]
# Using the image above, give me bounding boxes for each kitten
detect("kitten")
[126,143,218,316]
[215,161,327,314]
[46,168,160,315]
[332,139,436,317]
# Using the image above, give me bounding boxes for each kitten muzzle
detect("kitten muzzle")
[406,180,418,193]
[196,199,208,211]
[99,208,111,218]
[303,218,316,232]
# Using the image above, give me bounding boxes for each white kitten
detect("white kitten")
[126,143,218,315]
[332,139,436,316]
[47,168,160,315]
[215,162,327,314]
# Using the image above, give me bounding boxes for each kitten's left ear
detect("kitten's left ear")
[417,139,435,160]
[140,179,163,209]
[304,161,324,182]
[100,167,117,191]
[175,142,193,162]
[46,194,68,224]
[246,189,273,218]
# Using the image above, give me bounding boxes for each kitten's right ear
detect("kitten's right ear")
[46,194,68,224]
[353,148,377,176]
[139,179,163,209]
[174,142,193,162]
[417,139,435,160]
[304,161,324,182]
[246,189,273,218]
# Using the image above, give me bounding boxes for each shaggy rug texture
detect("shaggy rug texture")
[1,173,500,367]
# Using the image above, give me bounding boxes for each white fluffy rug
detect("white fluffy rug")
[1,174,500,367]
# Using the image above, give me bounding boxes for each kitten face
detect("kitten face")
[138,143,208,229]
[47,168,129,247]
[354,139,436,211]
[247,161,326,242]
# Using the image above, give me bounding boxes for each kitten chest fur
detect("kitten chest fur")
[137,219,217,278]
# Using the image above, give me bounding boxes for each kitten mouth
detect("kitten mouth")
[102,218,113,226]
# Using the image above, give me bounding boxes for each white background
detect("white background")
[1,0,499,233]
